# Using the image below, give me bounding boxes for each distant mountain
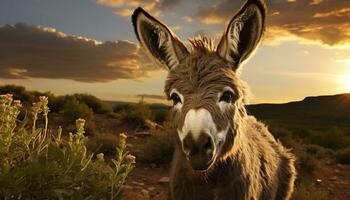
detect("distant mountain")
[247,93,350,130]
[248,93,350,118]
[104,100,132,107]
[106,93,350,116]
[104,100,170,109]
[105,93,350,130]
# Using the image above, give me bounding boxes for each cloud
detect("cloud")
[113,8,133,17]
[189,0,350,47]
[96,0,182,17]
[313,7,350,18]
[157,0,182,10]
[96,0,124,7]
[310,0,323,5]
[0,23,156,83]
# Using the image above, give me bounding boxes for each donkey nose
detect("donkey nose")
[182,132,214,170]
[183,132,214,156]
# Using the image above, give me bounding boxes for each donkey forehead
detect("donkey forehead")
[165,55,240,96]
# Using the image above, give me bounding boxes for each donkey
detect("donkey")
[132,0,296,199]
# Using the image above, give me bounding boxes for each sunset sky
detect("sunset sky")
[1,0,350,104]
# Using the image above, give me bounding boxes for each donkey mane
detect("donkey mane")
[189,37,216,53]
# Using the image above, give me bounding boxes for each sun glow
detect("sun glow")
[342,74,350,92]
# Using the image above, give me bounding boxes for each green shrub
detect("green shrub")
[307,128,350,150]
[0,85,34,103]
[88,132,120,155]
[335,148,350,164]
[68,94,113,114]
[120,102,153,129]
[114,103,134,113]
[0,85,69,114]
[268,125,294,147]
[297,150,318,174]
[304,144,333,159]
[152,109,169,124]
[293,129,312,140]
[292,180,329,200]
[47,95,65,113]
[63,97,93,123]
[139,131,174,165]
[288,141,318,175]
[0,94,135,199]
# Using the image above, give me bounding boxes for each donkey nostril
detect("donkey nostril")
[203,137,212,150]
[183,135,192,152]
[183,133,214,157]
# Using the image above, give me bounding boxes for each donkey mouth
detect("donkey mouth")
[187,151,216,171]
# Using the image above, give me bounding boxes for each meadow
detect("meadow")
[0,85,349,199]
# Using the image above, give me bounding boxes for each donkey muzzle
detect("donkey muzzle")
[182,132,215,171]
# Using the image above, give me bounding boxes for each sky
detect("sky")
[0,0,350,104]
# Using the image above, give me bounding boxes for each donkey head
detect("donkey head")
[132,0,266,171]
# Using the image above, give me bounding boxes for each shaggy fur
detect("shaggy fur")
[132,0,297,199]
[165,40,296,200]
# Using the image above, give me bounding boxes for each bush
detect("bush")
[268,125,294,147]
[114,103,134,113]
[0,94,135,199]
[335,148,350,164]
[47,95,65,113]
[139,131,174,165]
[68,94,113,114]
[304,144,333,159]
[307,128,350,150]
[297,150,318,175]
[88,132,120,155]
[152,109,169,124]
[0,86,114,115]
[288,141,318,175]
[0,85,68,113]
[63,97,93,124]
[119,102,153,129]
[0,85,34,103]
[292,180,329,200]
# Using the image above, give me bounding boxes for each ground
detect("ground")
[123,133,169,200]
[122,133,350,200]
[313,161,350,200]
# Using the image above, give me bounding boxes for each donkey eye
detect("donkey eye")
[170,93,182,105]
[219,91,234,103]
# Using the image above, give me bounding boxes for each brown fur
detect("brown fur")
[165,39,296,200]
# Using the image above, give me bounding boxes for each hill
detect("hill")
[247,93,350,131]
[107,93,350,131]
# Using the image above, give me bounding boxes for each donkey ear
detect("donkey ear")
[132,7,189,70]
[216,0,266,69]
